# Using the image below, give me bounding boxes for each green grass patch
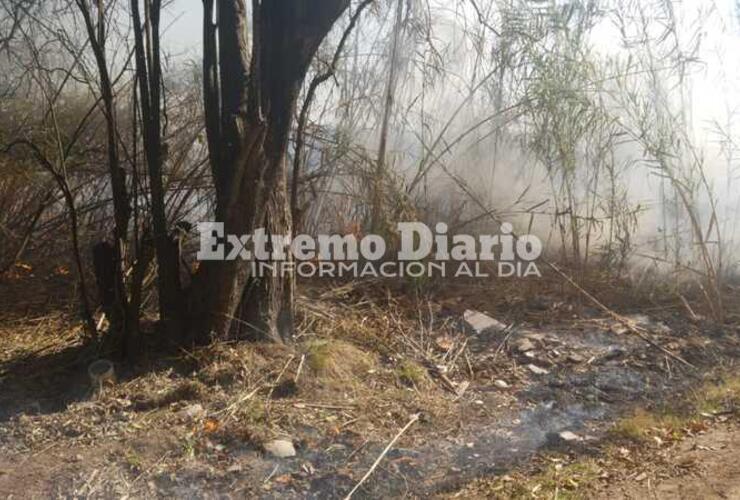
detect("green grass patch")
[396,359,429,388]
[609,408,687,442]
[694,375,740,414]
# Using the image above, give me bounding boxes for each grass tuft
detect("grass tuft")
[396,359,429,388]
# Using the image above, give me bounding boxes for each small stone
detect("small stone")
[463,310,507,334]
[514,338,535,353]
[494,379,509,389]
[523,331,547,341]
[527,364,549,375]
[567,353,585,363]
[264,439,296,458]
[558,431,581,442]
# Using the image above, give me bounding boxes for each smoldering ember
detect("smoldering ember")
[1,1,739,499]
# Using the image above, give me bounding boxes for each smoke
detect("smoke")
[160,0,740,277]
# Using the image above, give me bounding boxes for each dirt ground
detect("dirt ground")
[603,424,740,500]
[0,267,738,498]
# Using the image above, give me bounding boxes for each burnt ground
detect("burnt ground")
[0,267,738,499]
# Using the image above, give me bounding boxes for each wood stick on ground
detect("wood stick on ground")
[294,353,306,382]
[679,294,699,322]
[548,262,696,370]
[343,413,420,500]
[292,402,356,410]
[265,355,296,417]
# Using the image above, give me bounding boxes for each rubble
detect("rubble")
[513,338,536,353]
[462,310,507,335]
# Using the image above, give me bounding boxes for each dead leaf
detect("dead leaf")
[203,418,220,434]
[435,336,455,352]
[274,474,293,484]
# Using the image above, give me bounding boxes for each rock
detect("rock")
[514,338,535,353]
[264,439,296,458]
[527,364,549,375]
[558,431,582,442]
[178,404,205,419]
[521,330,546,342]
[463,310,507,335]
[494,379,509,389]
[567,353,585,363]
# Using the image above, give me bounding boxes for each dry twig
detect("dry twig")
[343,413,420,499]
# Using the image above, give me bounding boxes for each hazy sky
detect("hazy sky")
[160,1,740,145]
[156,0,740,256]
[161,0,202,56]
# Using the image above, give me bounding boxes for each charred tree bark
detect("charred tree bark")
[188,0,351,343]
[371,0,403,233]
[75,0,130,338]
[130,0,184,335]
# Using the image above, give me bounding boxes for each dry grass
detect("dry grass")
[451,459,603,499]
[694,376,740,414]
[610,408,691,442]
[131,380,206,410]
[304,338,375,380]
[609,375,740,444]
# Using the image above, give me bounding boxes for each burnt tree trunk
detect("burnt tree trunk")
[130,0,184,337]
[187,0,350,343]
[76,0,130,338]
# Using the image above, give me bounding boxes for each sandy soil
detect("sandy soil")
[603,424,740,500]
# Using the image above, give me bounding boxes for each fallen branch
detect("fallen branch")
[548,263,696,370]
[428,161,697,370]
[294,354,306,382]
[292,402,356,410]
[343,413,420,500]
[678,294,699,322]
